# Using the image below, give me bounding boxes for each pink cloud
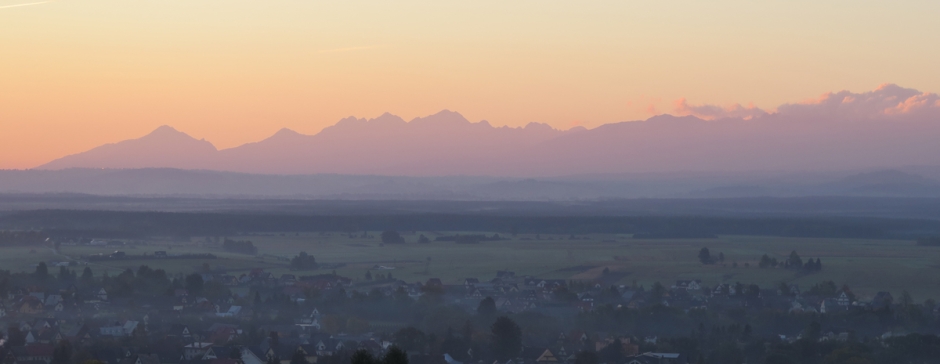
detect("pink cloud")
[776,83,940,121]
[673,98,769,120]
[672,84,940,122]
[884,92,940,115]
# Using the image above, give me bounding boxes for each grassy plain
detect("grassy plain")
[6,232,940,302]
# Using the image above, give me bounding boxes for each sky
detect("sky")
[1,0,939,169]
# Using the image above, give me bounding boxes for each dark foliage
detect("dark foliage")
[381,231,406,244]
[477,296,497,315]
[491,316,522,361]
[290,251,319,270]
[382,346,408,364]
[223,238,258,254]
[350,349,375,364]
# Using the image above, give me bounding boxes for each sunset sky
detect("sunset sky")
[2,0,939,169]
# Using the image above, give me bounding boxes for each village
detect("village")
[0,247,932,364]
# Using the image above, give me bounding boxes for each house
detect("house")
[216,305,243,317]
[240,347,266,364]
[782,284,800,296]
[280,274,297,286]
[821,297,851,313]
[44,295,62,308]
[35,330,62,345]
[18,296,44,314]
[99,320,139,337]
[672,280,701,291]
[12,344,54,364]
[183,343,215,360]
[535,349,559,364]
[118,354,160,364]
[627,352,683,364]
[97,288,108,301]
[837,291,852,306]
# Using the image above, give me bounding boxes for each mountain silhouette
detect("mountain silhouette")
[40,125,218,170]
[35,89,940,176]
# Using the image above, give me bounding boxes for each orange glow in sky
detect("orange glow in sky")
[1,0,939,168]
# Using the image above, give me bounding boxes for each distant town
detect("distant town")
[1,234,938,364]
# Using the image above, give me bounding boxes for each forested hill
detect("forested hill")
[2,209,939,240]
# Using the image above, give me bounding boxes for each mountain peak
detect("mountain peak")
[148,125,183,135]
[272,128,304,137]
[410,109,471,126]
[37,124,217,170]
[141,125,205,142]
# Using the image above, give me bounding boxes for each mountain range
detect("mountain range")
[33,84,940,177]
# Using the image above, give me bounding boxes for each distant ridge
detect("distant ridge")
[40,125,218,170]
[5,167,940,200]
[36,85,940,176]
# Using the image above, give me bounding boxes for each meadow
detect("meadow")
[8,232,939,302]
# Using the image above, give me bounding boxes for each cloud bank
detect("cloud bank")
[675,83,940,122]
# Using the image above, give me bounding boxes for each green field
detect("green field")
[8,232,940,302]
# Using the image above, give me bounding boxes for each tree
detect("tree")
[290,252,319,270]
[718,252,725,262]
[745,284,761,298]
[223,239,258,255]
[34,262,49,279]
[365,271,373,280]
[787,250,803,269]
[381,231,406,244]
[51,339,73,364]
[822,346,871,364]
[599,338,625,363]
[742,324,752,341]
[418,235,431,244]
[491,317,522,361]
[7,325,26,346]
[574,351,599,364]
[383,346,409,364]
[350,349,375,364]
[461,320,474,343]
[802,321,821,342]
[57,266,72,282]
[290,349,308,364]
[203,280,232,300]
[394,327,427,352]
[698,248,713,264]
[477,296,497,315]
[269,331,280,351]
[230,346,243,362]
[649,282,666,304]
[185,273,204,296]
[81,267,94,281]
[759,254,773,268]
